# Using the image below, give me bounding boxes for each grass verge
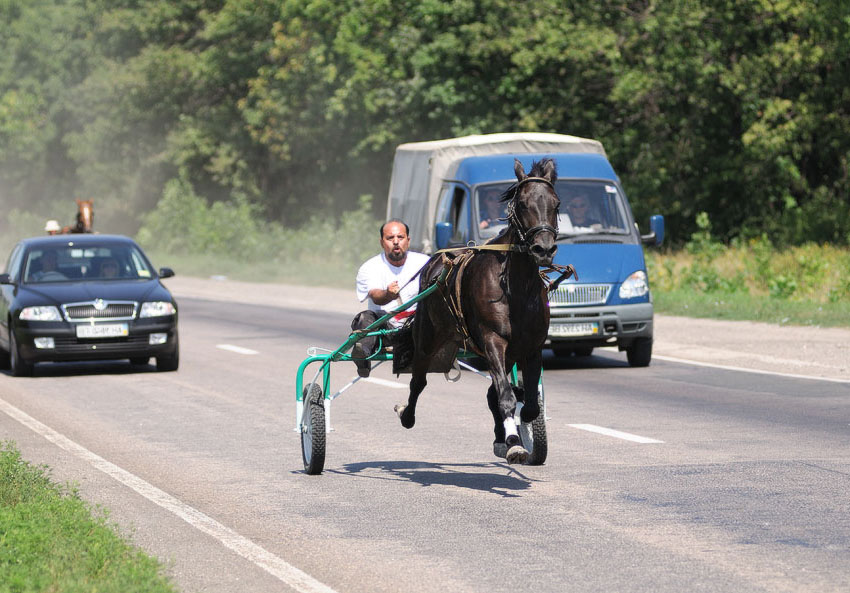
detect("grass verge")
[0,441,177,593]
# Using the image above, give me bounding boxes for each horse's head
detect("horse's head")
[507,158,560,266]
[76,199,94,233]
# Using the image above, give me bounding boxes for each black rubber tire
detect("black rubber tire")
[9,330,33,377]
[626,337,653,367]
[524,397,548,466]
[301,384,326,475]
[156,336,179,372]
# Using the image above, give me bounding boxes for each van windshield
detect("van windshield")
[555,181,630,237]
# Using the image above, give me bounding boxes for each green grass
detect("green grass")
[0,442,177,593]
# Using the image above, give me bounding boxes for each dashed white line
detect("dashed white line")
[362,377,408,389]
[217,344,259,355]
[568,424,664,444]
[0,397,339,593]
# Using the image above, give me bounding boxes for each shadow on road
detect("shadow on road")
[324,460,540,498]
[3,360,157,378]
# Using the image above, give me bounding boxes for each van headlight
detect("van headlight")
[140,301,176,318]
[19,306,62,321]
[619,271,649,299]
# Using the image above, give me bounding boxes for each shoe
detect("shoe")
[351,343,371,378]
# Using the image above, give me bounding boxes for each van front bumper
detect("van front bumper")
[546,302,653,350]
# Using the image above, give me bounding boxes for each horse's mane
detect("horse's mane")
[499,158,558,203]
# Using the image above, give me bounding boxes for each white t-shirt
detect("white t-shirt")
[356,251,431,327]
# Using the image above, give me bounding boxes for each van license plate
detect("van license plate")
[76,323,129,339]
[550,322,599,337]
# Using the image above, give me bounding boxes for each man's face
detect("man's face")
[381,222,410,264]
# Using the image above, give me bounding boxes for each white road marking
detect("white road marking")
[653,354,850,384]
[0,397,339,593]
[362,377,408,389]
[568,424,664,444]
[216,344,259,355]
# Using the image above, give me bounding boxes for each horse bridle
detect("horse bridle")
[505,176,560,248]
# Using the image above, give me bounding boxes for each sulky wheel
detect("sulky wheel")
[522,404,548,466]
[301,383,327,475]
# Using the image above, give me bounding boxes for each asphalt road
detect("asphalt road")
[1,296,849,593]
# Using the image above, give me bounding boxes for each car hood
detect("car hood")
[16,279,172,306]
[551,243,646,284]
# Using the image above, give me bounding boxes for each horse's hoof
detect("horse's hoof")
[493,441,507,459]
[505,445,529,465]
[394,404,415,429]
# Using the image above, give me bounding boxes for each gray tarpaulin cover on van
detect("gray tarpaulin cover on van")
[386,133,605,252]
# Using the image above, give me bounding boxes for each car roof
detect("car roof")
[17,234,139,250]
[450,153,619,187]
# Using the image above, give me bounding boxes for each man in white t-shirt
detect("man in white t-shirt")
[351,219,430,377]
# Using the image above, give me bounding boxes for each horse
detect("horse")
[61,199,94,234]
[394,158,567,464]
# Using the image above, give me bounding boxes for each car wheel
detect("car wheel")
[626,337,652,367]
[0,346,9,370]
[156,337,179,372]
[9,329,33,377]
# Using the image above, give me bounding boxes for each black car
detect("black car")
[0,234,178,376]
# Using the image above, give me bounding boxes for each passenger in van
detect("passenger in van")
[478,187,506,230]
[566,193,602,229]
[350,219,430,377]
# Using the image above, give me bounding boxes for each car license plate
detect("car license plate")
[76,323,129,339]
[550,322,599,337]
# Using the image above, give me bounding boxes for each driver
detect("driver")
[350,219,430,377]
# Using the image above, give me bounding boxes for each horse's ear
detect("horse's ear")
[542,158,557,184]
[514,159,527,181]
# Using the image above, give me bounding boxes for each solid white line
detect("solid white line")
[362,377,408,389]
[0,397,339,593]
[568,423,664,444]
[653,354,850,384]
[216,344,259,355]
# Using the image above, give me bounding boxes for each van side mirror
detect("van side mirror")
[435,222,453,250]
[641,215,665,246]
[0,273,11,285]
[158,267,175,279]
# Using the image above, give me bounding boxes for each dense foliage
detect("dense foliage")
[1,0,848,247]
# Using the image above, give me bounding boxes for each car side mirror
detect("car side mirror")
[641,214,665,246]
[158,267,175,279]
[0,273,11,285]
[435,222,453,250]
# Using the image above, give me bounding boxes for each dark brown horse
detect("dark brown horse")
[395,158,562,464]
[61,199,94,234]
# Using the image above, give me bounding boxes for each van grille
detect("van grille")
[62,301,137,321]
[549,284,611,306]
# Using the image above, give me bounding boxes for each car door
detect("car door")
[0,243,24,349]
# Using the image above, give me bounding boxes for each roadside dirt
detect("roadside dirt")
[163,275,850,382]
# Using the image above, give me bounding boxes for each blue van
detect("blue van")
[386,133,664,366]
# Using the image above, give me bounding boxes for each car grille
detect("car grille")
[549,284,611,306]
[53,335,152,354]
[62,301,137,321]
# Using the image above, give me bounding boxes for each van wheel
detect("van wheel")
[626,338,652,367]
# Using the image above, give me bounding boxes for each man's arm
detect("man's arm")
[367,281,400,306]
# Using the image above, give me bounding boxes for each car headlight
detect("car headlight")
[139,301,176,318]
[619,270,649,299]
[19,306,63,321]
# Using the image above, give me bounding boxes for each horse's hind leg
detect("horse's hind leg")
[487,384,507,457]
[394,367,426,429]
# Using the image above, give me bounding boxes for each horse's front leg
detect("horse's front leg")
[484,342,528,465]
[519,350,543,424]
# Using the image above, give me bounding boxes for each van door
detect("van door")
[436,183,471,246]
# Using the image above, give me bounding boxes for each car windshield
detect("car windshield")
[23,244,155,283]
[554,180,630,237]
